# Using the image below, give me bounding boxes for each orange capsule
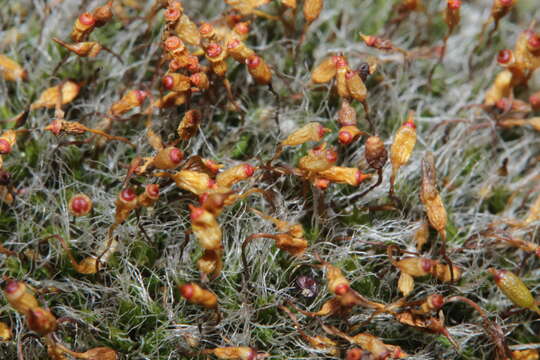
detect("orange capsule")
[205,43,227,63]
[199,22,215,38]
[395,257,434,277]
[71,12,97,42]
[4,281,39,316]
[491,0,515,24]
[489,268,540,314]
[281,122,330,147]
[164,2,183,23]
[179,282,218,309]
[110,89,146,117]
[318,166,370,186]
[336,65,351,98]
[326,264,351,296]
[303,0,323,24]
[311,56,338,84]
[137,184,160,207]
[0,54,27,81]
[189,72,209,90]
[68,193,93,217]
[164,35,185,54]
[0,130,16,155]
[114,188,138,224]
[30,81,81,110]
[27,307,57,336]
[246,54,272,85]
[216,163,256,188]
[190,205,222,251]
[390,112,416,183]
[345,69,367,102]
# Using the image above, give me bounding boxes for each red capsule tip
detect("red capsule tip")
[164,8,181,22]
[199,193,209,205]
[134,90,147,104]
[246,55,261,69]
[429,294,445,309]
[190,206,205,221]
[70,195,91,215]
[199,23,213,36]
[162,75,174,90]
[314,178,330,190]
[338,130,353,144]
[235,22,250,35]
[120,188,137,202]
[0,139,11,154]
[345,348,363,360]
[529,94,540,108]
[165,36,183,51]
[335,283,350,295]
[403,120,416,129]
[244,164,255,177]
[5,280,20,294]
[246,348,256,360]
[528,33,540,50]
[227,39,241,50]
[79,13,96,26]
[180,284,194,299]
[421,259,433,273]
[146,184,160,198]
[169,148,184,164]
[447,0,461,10]
[332,55,347,68]
[499,0,513,6]
[497,49,512,65]
[206,43,222,58]
[207,178,217,189]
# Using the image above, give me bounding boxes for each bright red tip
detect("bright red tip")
[120,188,137,202]
[335,283,350,296]
[0,139,11,154]
[79,13,96,26]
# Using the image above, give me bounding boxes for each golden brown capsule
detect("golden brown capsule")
[179,282,218,309]
[338,125,365,145]
[364,136,387,170]
[190,72,209,90]
[4,281,39,316]
[390,112,416,193]
[444,0,461,33]
[281,122,330,147]
[434,263,461,283]
[71,12,97,42]
[110,89,147,117]
[203,346,258,360]
[489,268,540,315]
[93,1,114,27]
[298,143,337,173]
[246,54,272,85]
[152,147,184,170]
[162,73,191,92]
[137,184,160,208]
[164,170,217,195]
[175,14,200,46]
[510,349,539,360]
[190,205,222,251]
[53,38,102,58]
[345,69,367,102]
[325,264,351,296]
[68,193,93,217]
[303,0,323,24]
[30,81,81,110]
[338,99,357,127]
[282,0,296,8]
[0,322,11,341]
[0,54,27,81]
[420,152,447,237]
[318,166,370,186]
[197,249,223,277]
[27,307,57,336]
[484,70,513,106]
[216,163,256,188]
[227,39,255,63]
[398,272,415,296]
[311,56,343,84]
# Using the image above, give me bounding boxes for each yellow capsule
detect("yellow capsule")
[281,122,330,147]
[190,205,222,251]
[53,38,102,58]
[0,322,11,341]
[179,282,218,309]
[311,56,339,84]
[110,89,147,117]
[490,268,540,315]
[204,346,257,360]
[303,0,323,24]
[318,166,370,186]
[0,54,27,81]
[4,281,39,316]
[484,70,513,106]
[30,81,81,110]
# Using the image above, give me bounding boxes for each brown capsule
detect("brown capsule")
[3,281,39,316]
[216,163,256,188]
[110,89,147,116]
[27,307,57,336]
[445,0,461,32]
[364,136,387,170]
[190,72,209,90]
[303,0,323,24]
[68,193,93,217]
[162,73,191,92]
[190,205,222,251]
[318,166,370,186]
[137,184,160,207]
[490,268,540,314]
[114,187,138,224]
[246,54,272,85]
[205,43,227,63]
[338,99,357,127]
[0,54,27,81]
[93,1,114,27]
[71,12,97,42]
[30,81,81,110]
[177,109,202,140]
[197,249,223,277]
[179,282,218,309]
[152,147,184,170]
[298,143,337,173]
[281,122,330,147]
[79,347,118,360]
